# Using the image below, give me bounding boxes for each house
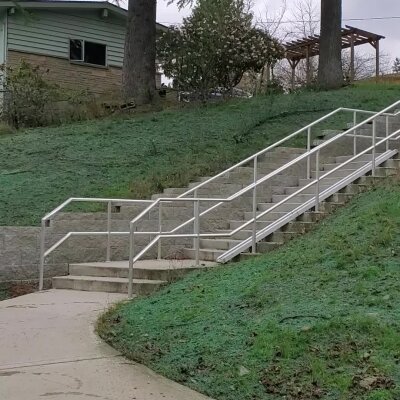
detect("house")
[0,1,163,96]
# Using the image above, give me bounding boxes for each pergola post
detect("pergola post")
[288,59,299,91]
[306,46,311,85]
[350,34,355,82]
[375,39,380,80]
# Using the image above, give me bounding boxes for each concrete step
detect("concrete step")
[68,260,215,281]
[184,242,283,261]
[183,248,225,262]
[257,202,304,213]
[52,275,166,295]
[322,161,369,172]
[334,153,383,164]
[199,238,242,250]
[284,184,332,195]
[311,168,360,179]
[264,231,299,243]
[271,193,316,203]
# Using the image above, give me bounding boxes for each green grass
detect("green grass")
[98,181,400,400]
[0,284,10,301]
[2,83,400,226]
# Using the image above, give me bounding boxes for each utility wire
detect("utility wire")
[159,16,400,25]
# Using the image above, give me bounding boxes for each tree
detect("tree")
[393,57,400,74]
[318,0,343,89]
[123,0,157,105]
[123,0,193,105]
[157,0,283,100]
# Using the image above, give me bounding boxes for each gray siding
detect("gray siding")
[7,9,126,67]
[0,11,6,65]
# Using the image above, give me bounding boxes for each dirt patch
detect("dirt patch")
[0,281,38,300]
[261,361,326,399]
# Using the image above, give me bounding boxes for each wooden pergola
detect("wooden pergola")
[284,25,385,89]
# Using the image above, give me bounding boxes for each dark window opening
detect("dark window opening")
[84,41,106,66]
[69,39,107,66]
[70,39,83,61]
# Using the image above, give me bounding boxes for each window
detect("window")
[69,39,107,67]
[70,39,83,61]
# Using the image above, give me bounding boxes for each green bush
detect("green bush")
[0,60,59,128]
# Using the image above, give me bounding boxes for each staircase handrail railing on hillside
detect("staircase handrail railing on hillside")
[38,104,400,293]
[123,100,400,296]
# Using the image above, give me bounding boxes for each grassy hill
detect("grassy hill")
[98,180,400,400]
[1,83,400,226]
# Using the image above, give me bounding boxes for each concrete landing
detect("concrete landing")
[0,290,212,400]
[53,259,217,294]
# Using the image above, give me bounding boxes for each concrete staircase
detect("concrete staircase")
[49,105,400,295]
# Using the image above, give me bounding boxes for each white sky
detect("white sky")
[156,0,400,62]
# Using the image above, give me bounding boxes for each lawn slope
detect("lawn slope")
[98,181,400,400]
[1,83,400,226]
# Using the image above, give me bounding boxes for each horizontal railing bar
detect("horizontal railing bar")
[43,197,153,222]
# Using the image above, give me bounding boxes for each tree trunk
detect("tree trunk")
[318,0,343,89]
[123,0,157,104]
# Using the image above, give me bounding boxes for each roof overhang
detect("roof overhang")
[0,1,167,30]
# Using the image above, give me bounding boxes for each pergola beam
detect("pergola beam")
[283,25,385,85]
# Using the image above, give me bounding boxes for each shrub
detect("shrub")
[157,0,283,100]
[0,121,16,135]
[0,60,59,128]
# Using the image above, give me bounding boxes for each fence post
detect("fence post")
[106,201,112,262]
[128,223,136,298]
[194,199,200,266]
[39,219,46,291]
[386,115,390,152]
[372,119,376,177]
[353,111,357,155]
[252,156,258,253]
[307,127,311,179]
[315,150,320,212]
[157,202,162,260]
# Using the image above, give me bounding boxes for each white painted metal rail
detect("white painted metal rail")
[39,102,400,294]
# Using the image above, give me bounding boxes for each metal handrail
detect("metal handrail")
[39,197,153,290]
[130,103,400,240]
[124,100,400,296]
[38,102,400,294]
[219,134,400,261]
[126,126,400,296]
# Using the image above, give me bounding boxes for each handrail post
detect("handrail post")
[39,219,46,291]
[252,156,258,253]
[372,119,376,176]
[386,115,390,152]
[192,190,198,249]
[106,201,112,262]
[157,202,163,260]
[353,111,357,155]
[128,222,136,298]
[194,199,200,266]
[315,150,320,212]
[307,127,311,179]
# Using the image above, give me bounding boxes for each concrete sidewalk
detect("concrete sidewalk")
[0,290,212,400]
